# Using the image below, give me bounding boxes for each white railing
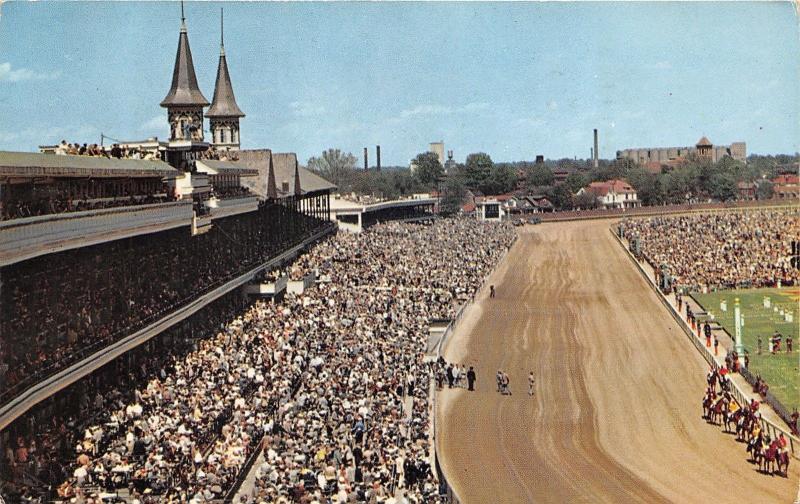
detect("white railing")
[0,201,193,266]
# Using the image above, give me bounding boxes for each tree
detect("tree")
[440,176,467,215]
[525,164,554,188]
[481,163,517,195]
[757,180,774,200]
[573,191,598,210]
[464,152,493,191]
[709,172,738,201]
[412,152,444,188]
[564,172,589,194]
[307,149,357,190]
[547,183,573,210]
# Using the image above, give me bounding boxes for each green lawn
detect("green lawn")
[692,287,799,412]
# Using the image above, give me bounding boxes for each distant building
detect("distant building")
[429,141,445,165]
[577,179,639,209]
[617,137,746,166]
[444,150,456,173]
[772,174,800,199]
[475,197,505,222]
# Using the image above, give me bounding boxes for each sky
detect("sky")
[0,1,798,166]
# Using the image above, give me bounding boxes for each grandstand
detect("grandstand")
[0,9,340,500]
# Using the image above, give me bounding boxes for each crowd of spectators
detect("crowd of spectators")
[52,141,240,164]
[50,217,514,503]
[0,194,175,221]
[54,141,162,161]
[620,209,799,291]
[0,201,328,406]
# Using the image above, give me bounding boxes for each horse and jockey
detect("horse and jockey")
[701,365,792,478]
[750,433,791,477]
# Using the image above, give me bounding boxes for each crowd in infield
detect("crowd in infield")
[47,217,515,503]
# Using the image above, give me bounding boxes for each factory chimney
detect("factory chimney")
[376,145,381,172]
[363,147,368,170]
[593,129,599,168]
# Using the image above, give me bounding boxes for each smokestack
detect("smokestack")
[363,147,368,170]
[593,129,599,168]
[376,145,381,172]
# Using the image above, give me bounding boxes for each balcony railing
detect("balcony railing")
[0,201,194,266]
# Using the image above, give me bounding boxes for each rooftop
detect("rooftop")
[0,151,178,179]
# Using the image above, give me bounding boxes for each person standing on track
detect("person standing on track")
[528,372,535,397]
[467,366,476,391]
[490,285,495,298]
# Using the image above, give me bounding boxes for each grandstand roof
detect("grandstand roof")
[0,151,178,178]
[272,153,335,194]
[236,149,335,197]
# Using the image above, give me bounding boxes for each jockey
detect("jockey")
[778,433,788,450]
[749,398,760,413]
[728,399,740,414]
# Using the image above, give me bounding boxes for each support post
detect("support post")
[734,297,744,366]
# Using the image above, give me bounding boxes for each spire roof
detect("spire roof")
[160,7,209,108]
[696,136,713,147]
[267,153,278,199]
[206,9,245,118]
[294,159,303,195]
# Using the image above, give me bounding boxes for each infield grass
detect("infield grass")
[692,287,800,412]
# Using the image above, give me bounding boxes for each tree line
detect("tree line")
[307,148,798,214]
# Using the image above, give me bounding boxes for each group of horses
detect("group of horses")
[701,368,791,478]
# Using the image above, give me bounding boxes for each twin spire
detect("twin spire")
[161,4,245,133]
[206,8,245,119]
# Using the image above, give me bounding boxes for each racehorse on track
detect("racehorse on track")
[748,435,765,464]
[702,388,716,420]
[709,396,728,426]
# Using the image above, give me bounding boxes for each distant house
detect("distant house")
[737,181,757,200]
[512,194,555,213]
[772,174,800,200]
[577,179,640,209]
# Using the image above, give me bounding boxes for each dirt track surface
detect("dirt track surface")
[437,219,798,503]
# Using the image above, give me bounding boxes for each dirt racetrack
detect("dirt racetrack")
[437,219,799,503]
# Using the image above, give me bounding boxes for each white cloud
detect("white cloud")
[397,101,490,120]
[139,115,165,132]
[289,101,326,117]
[547,100,558,111]
[0,62,61,82]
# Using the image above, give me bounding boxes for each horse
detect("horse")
[702,394,714,420]
[735,410,753,442]
[776,449,790,477]
[760,440,779,475]
[709,397,728,426]
[747,435,764,464]
[724,406,740,434]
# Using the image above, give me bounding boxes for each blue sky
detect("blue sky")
[0,1,798,165]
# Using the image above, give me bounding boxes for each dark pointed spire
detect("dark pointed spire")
[294,158,303,196]
[206,8,245,118]
[267,153,278,199]
[161,2,209,108]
